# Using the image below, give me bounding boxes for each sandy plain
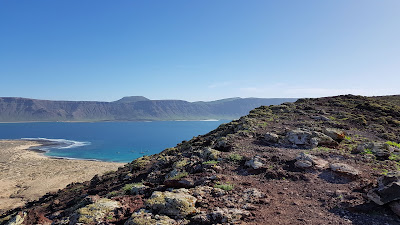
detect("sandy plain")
[0,140,124,213]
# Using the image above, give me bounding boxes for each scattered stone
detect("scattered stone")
[285,129,313,146]
[129,183,147,195]
[164,179,194,189]
[124,209,177,225]
[214,137,230,151]
[295,152,328,169]
[323,128,346,141]
[197,147,220,160]
[5,212,26,225]
[284,129,337,148]
[389,201,400,217]
[145,189,197,218]
[311,115,330,121]
[245,156,265,169]
[330,163,360,176]
[242,188,265,203]
[70,198,121,224]
[353,142,393,159]
[264,132,279,143]
[368,172,400,205]
[353,142,374,154]
[295,160,313,169]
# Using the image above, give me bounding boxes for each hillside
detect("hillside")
[1,95,400,224]
[0,97,296,122]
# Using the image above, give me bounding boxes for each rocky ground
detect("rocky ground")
[1,95,400,225]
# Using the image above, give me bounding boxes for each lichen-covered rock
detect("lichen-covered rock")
[245,156,265,169]
[190,186,226,198]
[202,147,220,160]
[129,183,147,195]
[70,198,121,224]
[284,129,337,148]
[145,189,197,218]
[330,163,360,176]
[368,172,400,205]
[285,129,313,146]
[353,142,393,158]
[124,209,177,225]
[295,152,328,169]
[209,207,250,223]
[242,188,265,203]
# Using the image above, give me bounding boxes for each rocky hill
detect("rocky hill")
[1,95,400,224]
[0,97,295,122]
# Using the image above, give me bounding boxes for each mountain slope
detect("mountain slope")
[1,95,400,224]
[0,97,296,122]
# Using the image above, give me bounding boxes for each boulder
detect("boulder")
[245,156,265,169]
[264,133,279,143]
[323,128,346,141]
[124,209,176,225]
[311,131,338,147]
[202,147,220,160]
[372,143,392,159]
[285,129,313,146]
[295,152,328,169]
[368,172,400,205]
[284,129,337,148]
[330,163,360,176]
[145,189,197,218]
[70,198,121,224]
[353,142,393,159]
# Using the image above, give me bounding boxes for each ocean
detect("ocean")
[0,120,229,162]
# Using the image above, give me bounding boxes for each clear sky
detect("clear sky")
[0,1,399,102]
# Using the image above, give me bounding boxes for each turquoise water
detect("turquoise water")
[0,121,228,162]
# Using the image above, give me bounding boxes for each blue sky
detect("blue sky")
[0,1,399,101]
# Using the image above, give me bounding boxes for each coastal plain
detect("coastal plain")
[0,140,124,213]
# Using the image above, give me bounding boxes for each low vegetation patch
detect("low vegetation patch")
[170,172,188,180]
[203,160,219,165]
[214,182,234,191]
[228,153,243,162]
[386,141,400,149]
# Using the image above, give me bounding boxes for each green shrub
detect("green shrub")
[203,160,219,165]
[122,182,143,194]
[386,141,400,148]
[106,191,119,198]
[170,172,188,180]
[214,182,234,191]
[131,156,150,169]
[228,153,243,162]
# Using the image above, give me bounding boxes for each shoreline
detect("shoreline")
[0,119,227,123]
[0,140,125,213]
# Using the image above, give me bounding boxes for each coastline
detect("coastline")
[0,140,125,213]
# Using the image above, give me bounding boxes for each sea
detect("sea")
[0,120,229,163]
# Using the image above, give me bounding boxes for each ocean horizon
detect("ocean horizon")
[0,120,229,162]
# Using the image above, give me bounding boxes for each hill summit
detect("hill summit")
[1,95,400,224]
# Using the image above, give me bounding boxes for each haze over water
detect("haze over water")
[0,121,228,162]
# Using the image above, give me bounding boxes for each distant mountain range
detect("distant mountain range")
[0,96,297,122]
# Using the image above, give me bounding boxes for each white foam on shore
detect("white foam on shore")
[21,138,91,149]
[174,119,220,122]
